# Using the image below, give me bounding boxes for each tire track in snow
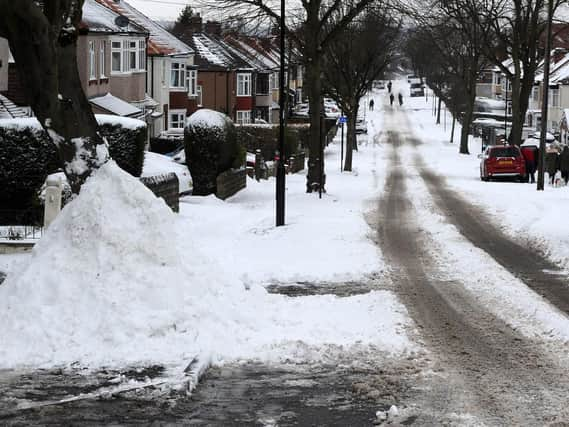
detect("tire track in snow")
[374,116,569,424]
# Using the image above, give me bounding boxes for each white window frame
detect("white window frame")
[270,72,279,90]
[138,40,145,71]
[197,85,203,106]
[550,87,560,107]
[99,40,106,78]
[237,73,251,97]
[110,38,145,74]
[169,109,186,129]
[186,69,197,96]
[89,40,96,80]
[236,110,251,124]
[170,61,186,89]
[111,40,122,73]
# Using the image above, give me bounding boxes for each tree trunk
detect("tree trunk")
[460,90,476,154]
[305,45,325,193]
[450,115,456,143]
[344,110,356,171]
[0,1,108,194]
[436,97,442,124]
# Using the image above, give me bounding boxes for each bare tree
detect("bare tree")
[198,0,384,192]
[469,0,565,145]
[404,1,489,154]
[323,8,400,170]
[0,0,108,194]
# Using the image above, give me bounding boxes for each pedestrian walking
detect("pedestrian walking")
[387,81,392,93]
[398,92,403,106]
[389,93,394,106]
[520,144,538,183]
[559,145,569,184]
[545,145,560,185]
[369,99,374,111]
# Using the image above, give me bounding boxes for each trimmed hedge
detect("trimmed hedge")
[235,123,309,160]
[149,135,184,155]
[184,109,240,196]
[0,116,147,223]
[96,115,147,177]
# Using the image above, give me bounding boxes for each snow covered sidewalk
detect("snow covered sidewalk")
[0,118,417,370]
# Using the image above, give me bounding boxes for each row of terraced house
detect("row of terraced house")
[0,0,304,137]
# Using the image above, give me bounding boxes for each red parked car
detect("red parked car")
[480,145,526,181]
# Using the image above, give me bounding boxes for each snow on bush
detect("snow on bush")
[0,162,414,368]
[184,109,242,196]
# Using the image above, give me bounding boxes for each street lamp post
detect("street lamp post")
[276,0,286,225]
[537,0,554,191]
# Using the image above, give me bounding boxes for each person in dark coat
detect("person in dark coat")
[520,145,538,183]
[545,147,560,184]
[559,145,569,184]
[387,81,392,93]
[398,92,403,106]
[369,98,374,111]
[389,93,394,106]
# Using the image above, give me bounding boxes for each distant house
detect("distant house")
[476,66,503,99]
[186,26,256,124]
[80,0,151,120]
[95,0,198,136]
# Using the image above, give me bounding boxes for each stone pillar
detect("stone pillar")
[254,149,263,181]
[44,176,63,229]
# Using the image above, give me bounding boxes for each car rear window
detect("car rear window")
[489,147,520,158]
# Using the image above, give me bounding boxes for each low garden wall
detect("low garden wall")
[140,173,180,213]
[216,168,246,200]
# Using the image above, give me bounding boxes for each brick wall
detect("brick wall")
[140,173,180,212]
[288,151,305,173]
[216,168,246,200]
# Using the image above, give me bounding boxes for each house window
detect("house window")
[270,72,279,90]
[99,41,106,78]
[169,110,186,129]
[550,88,560,107]
[256,74,269,95]
[128,40,137,70]
[111,41,122,72]
[186,69,197,96]
[171,62,185,88]
[197,85,203,106]
[236,110,251,124]
[111,38,145,74]
[533,86,540,101]
[138,40,145,70]
[89,41,96,80]
[237,73,251,96]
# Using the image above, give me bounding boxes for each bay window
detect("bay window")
[186,69,197,96]
[236,110,251,124]
[110,38,146,74]
[99,41,106,78]
[89,41,96,80]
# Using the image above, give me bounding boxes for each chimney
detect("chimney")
[190,13,203,33]
[205,20,222,36]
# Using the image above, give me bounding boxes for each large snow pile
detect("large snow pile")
[0,162,414,368]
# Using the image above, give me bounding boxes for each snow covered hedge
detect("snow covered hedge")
[0,116,147,219]
[184,109,243,196]
[96,115,146,177]
[235,124,307,161]
[0,119,59,223]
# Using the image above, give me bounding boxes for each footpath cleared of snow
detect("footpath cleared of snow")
[0,154,413,369]
[406,90,569,271]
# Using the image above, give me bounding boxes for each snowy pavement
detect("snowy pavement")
[3,80,569,424]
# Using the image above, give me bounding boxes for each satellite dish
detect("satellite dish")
[115,15,130,28]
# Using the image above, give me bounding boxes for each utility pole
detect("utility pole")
[537,0,554,191]
[276,0,286,225]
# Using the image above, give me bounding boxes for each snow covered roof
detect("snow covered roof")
[222,35,280,71]
[81,0,147,35]
[95,0,193,57]
[89,93,142,117]
[190,33,249,69]
[0,94,28,119]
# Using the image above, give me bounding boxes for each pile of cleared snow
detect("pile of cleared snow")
[0,162,414,368]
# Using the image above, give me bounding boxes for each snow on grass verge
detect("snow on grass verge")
[0,161,414,369]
